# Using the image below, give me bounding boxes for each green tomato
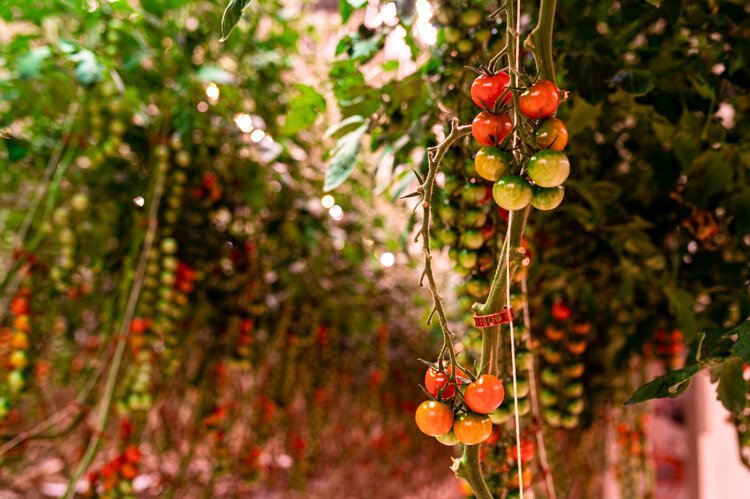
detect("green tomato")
[8,370,25,394]
[515,349,533,371]
[489,405,511,425]
[444,27,462,44]
[460,9,483,26]
[457,39,475,54]
[461,209,488,229]
[436,430,460,446]
[474,147,512,182]
[461,230,484,250]
[527,150,570,187]
[439,204,459,226]
[444,175,463,197]
[540,366,561,387]
[457,295,474,312]
[516,397,531,416]
[504,377,530,399]
[561,414,579,429]
[438,229,459,246]
[465,276,490,298]
[543,408,562,427]
[531,185,565,211]
[492,175,532,210]
[542,346,563,365]
[564,382,584,398]
[458,249,479,269]
[539,389,558,407]
[462,183,488,205]
[475,29,492,44]
[0,398,11,419]
[567,398,585,415]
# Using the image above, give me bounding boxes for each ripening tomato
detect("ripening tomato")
[472,112,513,147]
[510,438,536,463]
[535,118,568,150]
[10,297,29,316]
[492,175,532,211]
[471,72,511,110]
[464,374,505,413]
[508,467,533,489]
[531,185,565,211]
[519,80,559,119]
[425,365,464,399]
[474,147,513,181]
[453,413,493,445]
[527,150,570,188]
[415,401,454,436]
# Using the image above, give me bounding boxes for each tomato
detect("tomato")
[438,204,458,226]
[10,297,29,316]
[515,349,533,371]
[438,229,458,246]
[540,367,560,387]
[415,401,454,436]
[461,230,484,250]
[461,209,488,230]
[460,9,483,27]
[489,405,511,424]
[516,397,531,416]
[504,377,530,399]
[474,147,513,181]
[508,467,533,489]
[565,340,587,355]
[508,438,536,463]
[436,430,460,446]
[464,374,505,414]
[550,299,573,321]
[465,276,490,299]
[472,112,513,147]
[539,389,558,407]
[567,399,585,415]
[535,118,568,150]
[425,365,464,399]
[527,150,570,188]
[462,182,491,205]
[564,382,584,398]
[564,362,585,378]
[457,479,474,497]
[458,249,478,270]
[453,413,493,445]
[544,325,564,342]
[543,408,562,427]
[531,185,565,211]
[561,414,579,429]
[542,346,563,364]
[492,175,532,210]
[10,351,28,369]
[519,79,559,119]
[444,27,462,44]
[457,40,474,54]
[570,322,592,336]
[470,72,511,111]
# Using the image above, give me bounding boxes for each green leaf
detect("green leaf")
[729,320,750,364]
[340,0,367,23]
[713,358,746,415]
[17,46,51,78]
[684,151,734,205]
[324,115,365,139]
[664,288,697,339]
[220,0,252,42]
[324,121,369,191]
[280,84,326,136]
[625,364,701,405]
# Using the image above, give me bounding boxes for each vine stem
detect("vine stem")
[525,0,558,82]
[520,273,558,499]
[63,159,168,498]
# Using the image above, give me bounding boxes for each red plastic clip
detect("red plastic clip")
[473,307,514,328]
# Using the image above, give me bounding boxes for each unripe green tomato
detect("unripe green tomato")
[531,185,565,211]
[489,405,511,424]
[561,414,579,429]
[563,382,584,398]
[436,430,460,446]
[458,249,478,269]
[504,377,530,399]
[474,147,512,182]
[542,346,563,364]
[160,271,176,286]
[444,175,464,197]
[109,120,126,136]
[59,228,76,245]
[492,176,532,210]
[53,207,70,224]
[461,209,488,229]
[567,399,585,415]
[462,183,488,205]
[540,366,561,387]
[563,362,585,378]
[544,408,562,427]
[0,398,11,419]
[162,256,178,271]
[439,204,459,226]
[444,27,462,44]
[475,29,492,44]
[175,150,191,167]
[539,388,558,407]
[438,229,458,246]
[457,40,475,54]
[154,145,169,160]
[71,193,90,212]
[163,210,179,225]
[515,350,533,371]
[516,397,531,416]
[461,230,484,250]
[527,150,570,187]
[465,276,490,298]
[460,9,483,27]
[8,370,25,394]
[160,238,177,255]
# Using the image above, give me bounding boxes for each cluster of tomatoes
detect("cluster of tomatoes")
[86,419,142,496]
[643,328,684,370]
[470,71,570,212]
[415,364,506,446]
[478,430,538,497]
[0,289,33,420]
[538,299,589,429]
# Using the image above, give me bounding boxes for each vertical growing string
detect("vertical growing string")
[507,0,525,496]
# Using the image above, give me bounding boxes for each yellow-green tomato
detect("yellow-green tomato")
[492,175,532,210]
[474,147,513,181]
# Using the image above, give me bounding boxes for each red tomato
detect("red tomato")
[508,467,533,489]
[425,365,462,399]
[472,112,513,147]
[519,80,559,119]
[508,438,536,463]
[415,401,454,436]
[471,72,511,111]
[535,118,568,150]
[550,299,572,321]
[464,374,505,414]
[10,297,29,316]
[453,413,492,445]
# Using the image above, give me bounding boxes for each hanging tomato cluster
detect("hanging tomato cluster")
[0,287,33,419]
[643,328,684,370]
[470,72,569,212]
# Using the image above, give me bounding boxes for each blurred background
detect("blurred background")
[0,0,749,497]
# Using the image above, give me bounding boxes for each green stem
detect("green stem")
[526,0,558,82]
[458,444,493,499]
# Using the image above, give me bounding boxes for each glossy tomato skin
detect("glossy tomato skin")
[526,150,570,188]
[551,299,572,321]
[474,147,513,182]
[425,365,464,399]
[464,374,505,413]
[519,80,559,119]
[535,118,568,150]
[453,413,492,445]
[472,112,513,147]
[471,72,511,111]
[415,401,454,436]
